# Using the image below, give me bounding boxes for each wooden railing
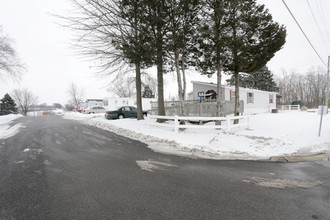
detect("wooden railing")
[280,105,300,110]
[148,115,250,133]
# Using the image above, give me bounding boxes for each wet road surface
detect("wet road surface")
[0,116,329,219]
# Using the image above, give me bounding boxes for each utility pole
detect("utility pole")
[326,56,330,112]
[318,55,330,137]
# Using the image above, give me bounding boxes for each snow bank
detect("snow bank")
[63,111,330,160]
[0,114,24,139]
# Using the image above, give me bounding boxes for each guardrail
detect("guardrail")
[148,115,250,133]
[280,105,300,110]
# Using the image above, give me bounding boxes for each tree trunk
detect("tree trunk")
[175,51,185,116]
[181,52,186,101]
[135,62,143,120]
[234,72,240,124]
[215,60,222,126]
[156,31,165,122]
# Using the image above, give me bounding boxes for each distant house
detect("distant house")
[190,81,277,114]
[103,97,157,110]
[78,99,104,109]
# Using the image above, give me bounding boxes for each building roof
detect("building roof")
[191,81,278,94]
[86,99,104,102]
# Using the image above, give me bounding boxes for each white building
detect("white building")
[103,97,157,110]
[190,81,277,114]
[78,99,104,109]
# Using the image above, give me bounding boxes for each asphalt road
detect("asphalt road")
[0,116,329,220]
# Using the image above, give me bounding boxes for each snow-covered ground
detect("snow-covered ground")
[63,110,330,160]
[0,114,23,140]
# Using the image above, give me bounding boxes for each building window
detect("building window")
[269,94,274,104]
[247,92,254,104]
[230,90,235,101]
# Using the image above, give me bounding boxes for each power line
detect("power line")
[281,0,327,68]
[305,0,330,51]
[315,0,330,44]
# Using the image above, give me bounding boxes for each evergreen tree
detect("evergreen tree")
[222,0,286,121]
[138,0,171,121]
[166,0,201,116]
[226,66,279,92]
[194,0,231,119]
[142,85,154,98]
[116,0,155,120]
[0,93,17,112]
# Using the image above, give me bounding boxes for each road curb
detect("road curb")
[269,153,330,163]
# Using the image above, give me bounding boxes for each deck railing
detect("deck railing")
[148,115,250,133]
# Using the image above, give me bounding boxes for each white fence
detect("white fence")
[280,105,300,110]
[149,115,250,133]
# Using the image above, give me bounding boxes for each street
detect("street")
[0,116,329,220]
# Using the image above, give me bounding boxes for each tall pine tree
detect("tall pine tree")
[222,0,286,122]
[194,0,231,119]
[166,0,201,116]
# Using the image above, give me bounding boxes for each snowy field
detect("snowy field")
[0,114,23,140]
[64,110,330,160]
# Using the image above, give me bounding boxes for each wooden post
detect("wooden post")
[174,115,179,133]
[226,116,231,132]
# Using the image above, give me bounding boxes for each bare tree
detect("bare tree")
[275,67,327,108]
[64,102,75,112]
[108,74,136,98]
[0,26,25,80]
[67,82,85,110]
[141,73,157,98]
[58,0,154,120]
[12,89,38,116]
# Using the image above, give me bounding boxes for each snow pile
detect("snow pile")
[64,112,105,120]
[0,114,23,139]
[63,111,330,160]
[52,109,65,115]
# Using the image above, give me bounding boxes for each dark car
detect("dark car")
[105,106,147,119]
[0,110,17,116]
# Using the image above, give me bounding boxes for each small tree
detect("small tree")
[142,85,154,98]
[142,73,157,98]
[12,89,38,116]
[67,82,85,110]
[65,102,75,111]
[0,93,17,112]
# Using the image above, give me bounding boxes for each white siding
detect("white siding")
[104,97,156,110]
[192,81,277,114]
[192,82,225,101]
[223,86,277,114]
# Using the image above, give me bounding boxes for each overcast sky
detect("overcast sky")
[0,0,329,105]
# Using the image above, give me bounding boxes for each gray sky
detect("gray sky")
[0,0,329,105]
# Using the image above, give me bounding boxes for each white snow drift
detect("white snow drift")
[63,111,330,160]
[0,114,23,139]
